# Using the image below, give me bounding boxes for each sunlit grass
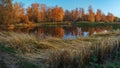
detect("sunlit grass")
[0,32,55,53]
[0,31,120,67]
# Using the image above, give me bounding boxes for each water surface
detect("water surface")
[1,26,114,39]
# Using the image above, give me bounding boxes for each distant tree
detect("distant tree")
[72,8,79,21]
[39,4,47,22]
[95,9,101,22]
[0,0,13,25]
[114,17,120,22]
[107,12,114,22]
[51,6,64,22]
[32,3,39,22]
[27,7,33,22]
[46,7,52,22]
[58,7,64,21]
[27,3,39,23]
[63,10,73,21]
[13,3,25,24]
[83,14,89,21]
[24,15,30,24]
[0,1,117,25]
[88,6,95,22]
[51,6,59,22]
[27,4,48,23]
[79,8,85,21]
[101,14,107,22]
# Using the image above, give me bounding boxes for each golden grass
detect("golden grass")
[0,32,55,53]
[46,33,120,67]
[1,31,120,67]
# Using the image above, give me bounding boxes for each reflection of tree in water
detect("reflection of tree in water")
[73,27,78,36]
[4,26,113,39]
[81,27,110,36]
[13,27,35,34]
[34,27,64,39]
[63,27,74,35]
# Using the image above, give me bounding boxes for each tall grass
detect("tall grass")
[47,35,120,68]
[1,31,120,68]
[0,32,55,53]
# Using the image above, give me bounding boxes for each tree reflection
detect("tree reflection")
[3,26,113,39]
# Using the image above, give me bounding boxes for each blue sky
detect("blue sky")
[13,0,120,17]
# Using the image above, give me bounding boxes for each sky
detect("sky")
[13,0,120,17]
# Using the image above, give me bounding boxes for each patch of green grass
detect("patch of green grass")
[102,58,120,68]
[19,61,38,68]
[0,44,17,54]
[74,22,120,29]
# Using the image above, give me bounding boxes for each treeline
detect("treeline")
[0,0,119,25]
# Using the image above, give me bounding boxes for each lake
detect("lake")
[0,26,114,39]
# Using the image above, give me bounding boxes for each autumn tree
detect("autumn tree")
[39,4,47,22]
[51,6,64,22]
[12,3,25,24]
[107,12,114,22]
[88,6,95,22]
[46,8,52,21]
[63,10,73,21]
[51,6,59,22]
[101,14,107,22]
[84,14,89,21]
[72,8,79,21]
[27,7,33,22]
[79,8,85,21]
[58,7,64,21]
[0,0,13,25]
[95,9,101,22]
[27,3,40,23]
[31,4,39,22]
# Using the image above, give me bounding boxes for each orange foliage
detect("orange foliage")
[27,7,33,22]
[39,4,47,22]
[101,14,107,22]
[64,10,73,21]
[51,6,64,22]
[13,3,26,24]
[88,6,95,22]
[107,13,114,22]
[79,8,85,21]
[53,27,64,37]
[95,9,101,22]
[0,1,116,25]
[72,8,79,21]
[73,27,78,36]
[46,8,52,22]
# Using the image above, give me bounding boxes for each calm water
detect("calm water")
[1,26,114,39]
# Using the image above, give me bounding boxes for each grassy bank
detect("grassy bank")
[2,22,120,29]
[0,31,120,68]
[74,22,120,29]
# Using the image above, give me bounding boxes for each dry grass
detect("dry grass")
[0,32,55,53]
[46,33,120,68]
[1,31,120,68]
